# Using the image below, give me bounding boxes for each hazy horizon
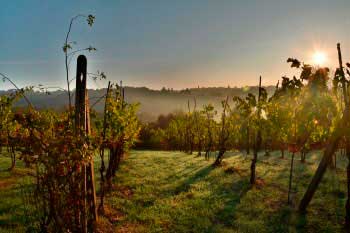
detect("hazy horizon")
[0,83,279,92]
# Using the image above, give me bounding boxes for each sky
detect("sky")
[1,0,350,90]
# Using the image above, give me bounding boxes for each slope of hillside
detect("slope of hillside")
[1,86,276,122]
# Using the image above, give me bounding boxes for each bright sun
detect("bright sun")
[312,51,327,66]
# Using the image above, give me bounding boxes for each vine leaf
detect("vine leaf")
[87,15,95,27]
[287,58,301,68]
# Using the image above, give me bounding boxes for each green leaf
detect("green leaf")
[287,58,301,68]
[87,15,95,27]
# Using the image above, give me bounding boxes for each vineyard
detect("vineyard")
[1,10,350,233]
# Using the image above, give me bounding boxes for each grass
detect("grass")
[0,155,33,233]
[0,150,349,232]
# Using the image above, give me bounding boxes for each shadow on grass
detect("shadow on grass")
[170,162,252,228]
[173,165,214,195]
[0,203,21,216]
[0,201,27,229]
[213,179,251,227]
[294,212,308,233]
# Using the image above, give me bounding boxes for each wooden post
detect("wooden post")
[120,80,123,102]
[337,43,348,107]
[338,42,350,230]
[187,99,194,154]
[75,55,97,232]
[298,120,345,212]
[98,81,111,214]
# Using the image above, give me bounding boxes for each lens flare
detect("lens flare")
[312,51,327,66]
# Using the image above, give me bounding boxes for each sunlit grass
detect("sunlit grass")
[0,150,348,232]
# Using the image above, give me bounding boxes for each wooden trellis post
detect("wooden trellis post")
[75,55,97,233]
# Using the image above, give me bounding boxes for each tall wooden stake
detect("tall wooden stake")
[75,55,97,233]
[338,41,350,230]
[98,81,111,214]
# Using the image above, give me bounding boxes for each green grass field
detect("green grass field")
[0,150,349,232]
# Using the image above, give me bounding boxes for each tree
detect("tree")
[213,96,240,166]
[233,77,268,185]
[0,93,19,170]
[95,84,140,192]
[193,98,206,156]
[202,104,217,160]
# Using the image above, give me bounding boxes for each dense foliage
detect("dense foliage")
[148,60,339,166]
[0,87,140,232]
[95,84,140,213]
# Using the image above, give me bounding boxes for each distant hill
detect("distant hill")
[1,86,276,122]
